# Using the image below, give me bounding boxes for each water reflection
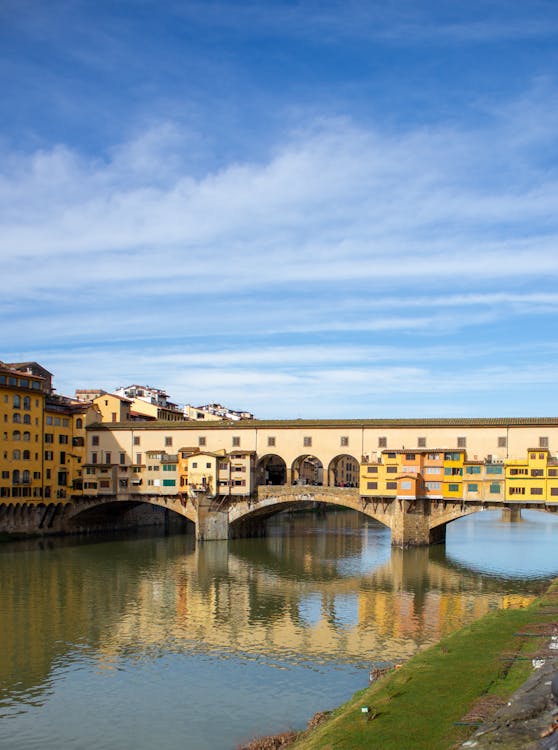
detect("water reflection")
[0,509,556,750]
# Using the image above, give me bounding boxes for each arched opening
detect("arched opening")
[328,454,360,488]
[291,455,323,486]
[256,454,287,486]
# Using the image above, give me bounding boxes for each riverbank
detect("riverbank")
[242,580,558,750]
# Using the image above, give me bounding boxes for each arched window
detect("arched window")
[23,431,30,441]
[22,470,30,483]
[23,414,31,424]
[12,450,21,460]
[12,470,20,483]
[23,450,30,460]
[12,413,21,424]
[76,418,83,429]
[13,395,20,408]
[12,430,21,440]
[23,396,31,410]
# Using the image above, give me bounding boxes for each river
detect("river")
[0,509,557,750]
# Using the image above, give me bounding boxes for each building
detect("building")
[184,403,254,421]
[115,385,184,422]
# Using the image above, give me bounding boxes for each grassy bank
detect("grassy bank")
[287,581,558,750]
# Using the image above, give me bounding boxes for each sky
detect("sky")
[2,0,558,418]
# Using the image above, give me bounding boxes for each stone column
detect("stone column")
[501,506,522,522]
[390,499,446,547]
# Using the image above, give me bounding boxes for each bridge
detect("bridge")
[3,483,555,546]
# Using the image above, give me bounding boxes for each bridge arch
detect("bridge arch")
[256,454,287,486]
[291,455,324,486]
[67,495,197,527]
[327,453,360,488]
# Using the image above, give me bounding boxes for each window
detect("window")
[540,436,549,448]
[405,453,416,460]
[386,481,397,490]
[467,483,478,492]
[91,452,97,464]
[427,453,440,460]
[426,481,441,490]
[303,436,312,447]
[551,488,558,496]
[134,436,140,446]
[531,469,544,477]
[76,418,83,429]
[162,464,176,472]
[366,481,378,490]
[401,480,412,490]
[206,462,211,468]
[165,436,173,447]
[13,395,20,408]
[367,466,378,473]
[232,437,240,447]
[489,483,501,494]
[509,487,525,495]
[448,483,460,492]
[45,450,54,461]
[120,453,125,465]
[59,434,68,444]
[378,436,387,448]
[466,466,481,474]
[198,437,206,447]
[531,487,543,495]
[162,479,176,487]
[418,437,426,448]
[457,437,466,448]
[92,435,99,446]
[105,452,111,464]
[386,466,397,474]
[486,465,503,474]
[12,449,21,460]
[192,462,198,468]
[425,467,440,474]
[12,413,21,424]
[23,396,30,410]
[498,436,507,448]
[60,451,66,463]
[444,467,462,476]
[1,471,8,479]
[22,450,30,460]
[340,436,349,447]
[267,437,276,447]
[549,469,558,477]
[135,453,142,465]
[12,430,21,441]
[22,431,30,442]
[23,414,30,424]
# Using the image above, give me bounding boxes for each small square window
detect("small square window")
[198,437,206,447]
[267,437,276,447]
[378,436,387,448]
[457,437,466,448]
[417,437,426,448]
[165,437,172,447]
[133,436,140,446]
[340,436,349,447]
[540,436,549,448]
[303,436,312,447]
[232,437,240,447]
[497,436,507,448]
[92,435,99,446]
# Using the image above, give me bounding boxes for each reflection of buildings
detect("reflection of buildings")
[0,521,537,712]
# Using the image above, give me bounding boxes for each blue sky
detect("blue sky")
[2,0,558,418]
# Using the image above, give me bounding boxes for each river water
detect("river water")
[1,509,557,750]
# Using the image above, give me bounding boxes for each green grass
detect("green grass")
[291,583,558,750]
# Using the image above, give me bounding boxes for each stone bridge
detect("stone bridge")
[2,486,556,546]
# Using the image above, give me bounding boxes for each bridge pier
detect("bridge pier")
[390,499,446,548]
[501,506,522,523]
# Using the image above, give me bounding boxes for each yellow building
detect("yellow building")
[0,362,46,500]
[93,393,132,423]
[505,448,558,503]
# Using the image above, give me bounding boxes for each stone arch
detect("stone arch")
[291,455,324,486]
[256,454,287,486]
[327,453,360,488]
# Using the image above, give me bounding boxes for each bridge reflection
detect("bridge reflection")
[0,514,542,714]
